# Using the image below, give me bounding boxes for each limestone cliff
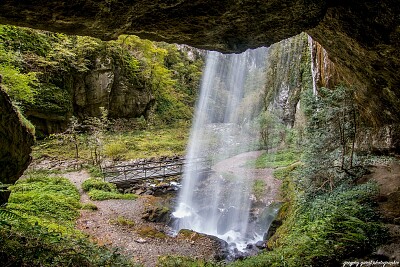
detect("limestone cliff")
[73,56,154,119]
[25,54,154,136]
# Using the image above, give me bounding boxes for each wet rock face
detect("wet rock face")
[308,0,400,125]
[0,87,34,187]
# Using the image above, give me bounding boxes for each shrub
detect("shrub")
[82,178,116,192]
[230,182,387,267]
[81,203,98,211]
[88,189,137,201]
[0,221,134,267]
[104,141,128,160]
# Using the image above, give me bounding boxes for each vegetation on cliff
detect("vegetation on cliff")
[0,25,204,136]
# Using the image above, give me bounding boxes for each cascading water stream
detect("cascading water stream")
[173,47,276,253]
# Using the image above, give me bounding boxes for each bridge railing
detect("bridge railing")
[102,157,211,183]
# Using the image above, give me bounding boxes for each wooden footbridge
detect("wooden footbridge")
[102,157,211,186]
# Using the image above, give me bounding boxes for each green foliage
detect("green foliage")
[252,179,266,199]
[231,182,386,267]
[0,221,134,266]
[86,164,103,178]
[104,141,128,161]
[0,207,20,228]
[26,83,72,115]
[301,85,360,192]
[82,177,137,201]
[33,125,189,161]
[1,172,135,266]
[0,24,203,137]
[232,83,384,267]
[88,190,138,201]
[81,203,98,211]
[114,35,203,124]
[158,255,221,267]
[8,175,80,224]
[82,178,117,192]
[0,64,38,104]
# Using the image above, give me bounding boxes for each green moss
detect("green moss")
[80,203,98,211]
[82,177,116,192]
[109,216,135,227]
[136,225,166,239]
[8,175,80,224]
[88,189,137,201]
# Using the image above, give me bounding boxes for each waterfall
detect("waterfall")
[173,47,272,251]
[308,35,318,96]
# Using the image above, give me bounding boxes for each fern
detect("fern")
[0,207,20,227]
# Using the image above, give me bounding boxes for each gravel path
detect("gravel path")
[63,171,222,266]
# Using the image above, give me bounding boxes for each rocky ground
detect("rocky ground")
[63,170,224,267]
[30,150,284,266]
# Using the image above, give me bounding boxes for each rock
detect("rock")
[246,243,254,250]
[0,87,35,203]
[255,240,266,249]
[144,190,154,195]
[135,238,147,244]
[135,189,145,195]
[142,206,170,223]
[264,218,282,241]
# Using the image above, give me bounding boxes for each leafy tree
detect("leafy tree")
[302,85,360,192]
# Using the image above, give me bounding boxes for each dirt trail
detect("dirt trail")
[213,150,282,204]
[64,170,221,267]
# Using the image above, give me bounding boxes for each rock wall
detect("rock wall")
[73,56,154,119]
[308,37,400,154]
[308,37,342,90]
[26,55,154,136]
[264,34,312,127]
[0,86,34,202]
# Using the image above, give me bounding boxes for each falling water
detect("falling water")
[173,47,275,252]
